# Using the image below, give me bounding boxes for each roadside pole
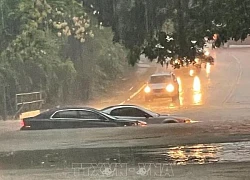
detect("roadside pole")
[3,85,7,121]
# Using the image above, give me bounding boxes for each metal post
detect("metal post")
[3,85,7,121]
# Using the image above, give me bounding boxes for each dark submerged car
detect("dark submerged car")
[20,107,147,130]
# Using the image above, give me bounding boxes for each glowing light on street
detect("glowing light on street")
[144,86,151,93]
[206,63,211,77]
[193,93,202,104]
[177,77,184,106]
[193,76,202,105]
[193,76,201,92]
[166,84,174,92]
[167,144,220,165]
[189,69,194,76]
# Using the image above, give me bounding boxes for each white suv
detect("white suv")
[144,72,179,102]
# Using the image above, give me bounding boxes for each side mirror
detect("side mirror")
[144,114,151,119]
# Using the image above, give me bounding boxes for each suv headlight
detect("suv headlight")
[166,84,174,92]
[189,69,194,76]
[144,86,151,93]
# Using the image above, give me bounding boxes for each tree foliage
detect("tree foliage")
[0,0,129,116]
[1,0,250,116]
[83,0,250,65]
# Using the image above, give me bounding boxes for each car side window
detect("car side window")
[52,110,78,119]
[110,108,131,116]
[131,108,150,117]
[78,110,106,120]
[111,107,150,117]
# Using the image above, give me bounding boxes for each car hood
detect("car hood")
[160,114,191,123]
[161,114,189,119]
[148,83,168,89]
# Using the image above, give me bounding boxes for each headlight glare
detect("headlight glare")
[166,84,174,92]
[144,86,151,93]
[189,69,194,76]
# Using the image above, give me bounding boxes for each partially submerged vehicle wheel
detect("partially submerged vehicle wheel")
[162,119,178,123]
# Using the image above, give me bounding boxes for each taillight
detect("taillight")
[20,119,25,127]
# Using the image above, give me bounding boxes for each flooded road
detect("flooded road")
[1,141,250,170]
[137,141,250,165]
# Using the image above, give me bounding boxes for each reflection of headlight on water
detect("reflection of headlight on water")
[166,84,174,92]
[193,93,202,104]
[144,86,151,93]
[177,77,183,106]
[193,76,201,92]
[167,144,219,165]
[193,76,202,104]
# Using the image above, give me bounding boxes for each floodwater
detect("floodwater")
[1,141,250,170]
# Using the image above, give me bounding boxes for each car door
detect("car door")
[78,110,117,128]
[24,117,53,130]
[51,110,81,129]
[30,118,53,130]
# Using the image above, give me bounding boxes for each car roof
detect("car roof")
[101,104,139,110]
[34,106,98,119]
[44,106,97,113]
[54,106,97,110]
[150,72,173,77]
[101,104,159,117]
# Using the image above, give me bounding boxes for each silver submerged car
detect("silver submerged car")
[101,105,192,124]
[144,72,179,102]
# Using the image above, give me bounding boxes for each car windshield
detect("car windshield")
[138,106,160,117]
[149,75,171,83]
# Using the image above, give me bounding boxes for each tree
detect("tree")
[82,0,250,65]
[0,0,131,116]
